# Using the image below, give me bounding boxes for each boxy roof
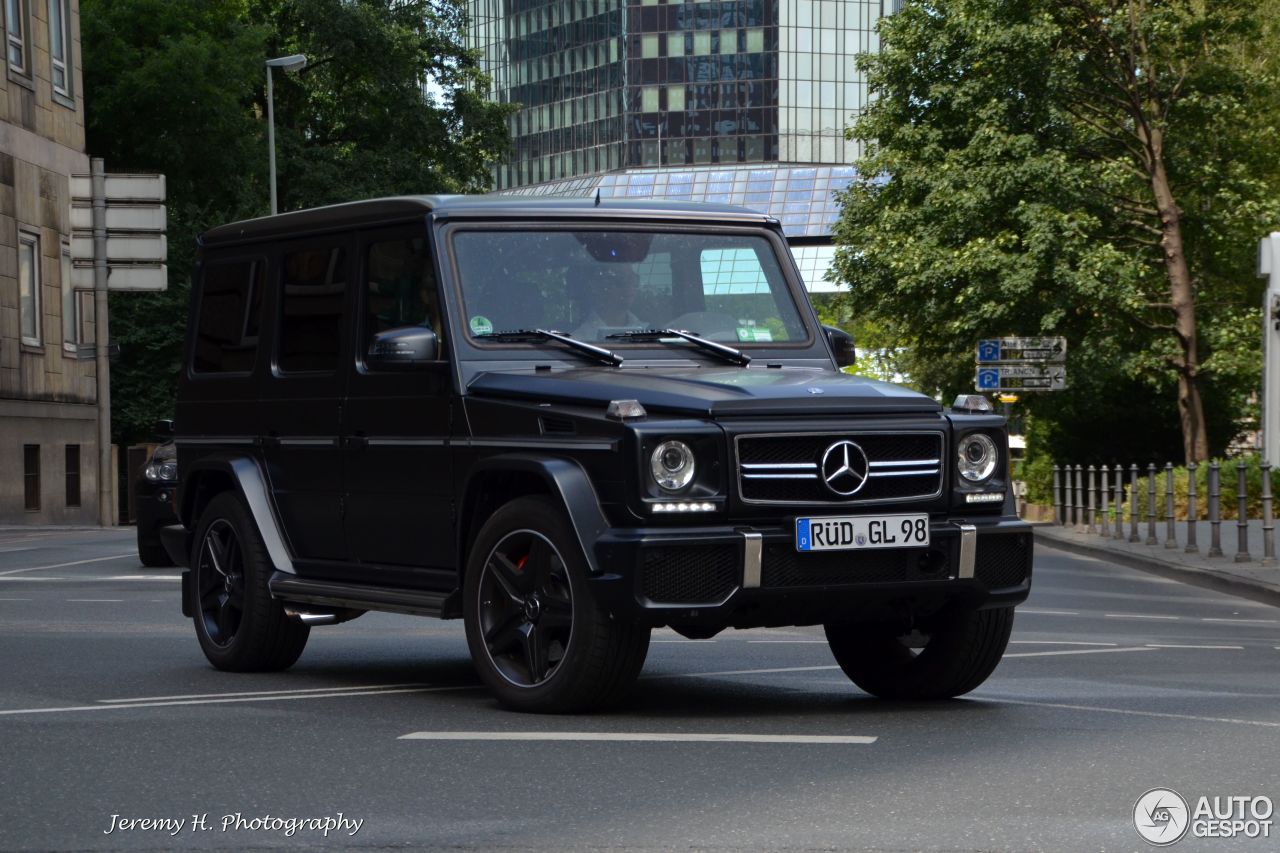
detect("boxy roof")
[200,195,778,247]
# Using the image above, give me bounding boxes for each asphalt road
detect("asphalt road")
[1,527,1278,852]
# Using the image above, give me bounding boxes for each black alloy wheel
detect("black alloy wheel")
[189,492,309,672]
[196,518,246,647]
[476,529,575,687]
[463,496,650,713]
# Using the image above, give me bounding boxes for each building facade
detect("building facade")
[1,0,97,524]
[468,0,893,289]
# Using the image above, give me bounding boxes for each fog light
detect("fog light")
[652,501,715,513]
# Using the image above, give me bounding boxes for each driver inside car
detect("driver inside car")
[571,265,647,340]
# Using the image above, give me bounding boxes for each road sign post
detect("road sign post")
[72,163,167,527]
[1260,233,1280,467]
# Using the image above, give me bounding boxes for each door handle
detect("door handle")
[257,434,281,450]
[347,435,368,450]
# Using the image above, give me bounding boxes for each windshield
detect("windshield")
[451,229,809,347]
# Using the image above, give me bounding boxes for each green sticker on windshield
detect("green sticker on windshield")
[737,327,773,342]
[470,315,493,336]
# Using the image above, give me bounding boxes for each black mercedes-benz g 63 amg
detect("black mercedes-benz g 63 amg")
[163,195,1032,712]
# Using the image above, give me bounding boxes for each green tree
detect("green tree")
[832,0,1280,463]
[81,0,513,442]
[82,0,268,443]
[250,0,512,208]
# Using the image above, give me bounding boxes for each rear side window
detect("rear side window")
[192,258,264,374]
[278,245,348,373]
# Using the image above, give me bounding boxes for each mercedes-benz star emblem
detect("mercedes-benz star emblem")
[820,440,869,497]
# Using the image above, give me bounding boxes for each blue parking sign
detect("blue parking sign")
[976,368,1000,390]
[976,340,1001,363]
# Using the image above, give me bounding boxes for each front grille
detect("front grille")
[641,545,739,604]
[737,432,944,505]
[761,543,947,588]
[975,533,1032,588]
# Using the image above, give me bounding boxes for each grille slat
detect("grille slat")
[737,432,944,504]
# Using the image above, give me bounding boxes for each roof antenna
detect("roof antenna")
[595,187,601,207]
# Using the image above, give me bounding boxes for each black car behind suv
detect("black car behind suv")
[161,196,1032,712]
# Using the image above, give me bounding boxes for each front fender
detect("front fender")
[460,454,611,576]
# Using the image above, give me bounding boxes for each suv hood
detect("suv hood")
[468,366,941,417]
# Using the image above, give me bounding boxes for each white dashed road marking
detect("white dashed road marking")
[398,731,877,745]
[1003,647,1155,658]
[0,685,482,716]
[99,684,437,703]
[979,697,1280,729]
[0,554,138,576]
[1146,644,1244,650]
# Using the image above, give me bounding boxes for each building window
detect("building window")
[23,445,40,512]
[18,231,41,346]
[47,0,72,98]
[65,444,80,507]
[3,0,28,76]
[61,243,79,352]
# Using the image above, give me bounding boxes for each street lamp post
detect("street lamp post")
[266,53,307,215]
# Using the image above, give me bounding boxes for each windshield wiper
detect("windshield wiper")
[605,329,751,366]
[478,329,624,367]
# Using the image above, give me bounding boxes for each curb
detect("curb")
[1034,529,1280,610]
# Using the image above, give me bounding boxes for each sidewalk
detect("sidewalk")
[1034,519,1280,608]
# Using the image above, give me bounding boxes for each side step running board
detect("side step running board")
[268,572,457,619]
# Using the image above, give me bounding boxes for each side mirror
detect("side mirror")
[367,325,440,369]
[153,419,174,439]
[823,325,856,368]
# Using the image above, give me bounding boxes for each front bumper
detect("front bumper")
[589,516,1032,630]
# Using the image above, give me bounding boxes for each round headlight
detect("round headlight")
[957,433,998,483]
[651,440,695,492]
[145,461,178,482]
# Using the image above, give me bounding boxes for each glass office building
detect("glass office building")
[467,0,893,290]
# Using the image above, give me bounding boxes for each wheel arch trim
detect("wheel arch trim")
[181,454,296,575]
[460,454,610,577]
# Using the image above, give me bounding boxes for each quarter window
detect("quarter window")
[192,258,265,374]
[278,245,347,373]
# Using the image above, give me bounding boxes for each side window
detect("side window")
[192,258,265,374]
[278,244,347,373]
[363,237,440,352]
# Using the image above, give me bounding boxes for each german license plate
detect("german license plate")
[795,514,930,552]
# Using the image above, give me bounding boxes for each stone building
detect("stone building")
[1,0,97,524]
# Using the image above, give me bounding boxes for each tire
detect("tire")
[824,606,1014,700]
[189,492,309,672]
[136,525,171,567]
[463,496,650,713]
